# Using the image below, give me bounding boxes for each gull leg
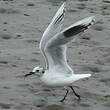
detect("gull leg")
[69,86,80,100]
[60,89,69,102]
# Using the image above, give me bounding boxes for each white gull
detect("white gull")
[26,2,95,102]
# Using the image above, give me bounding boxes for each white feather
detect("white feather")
[35,3,95,87]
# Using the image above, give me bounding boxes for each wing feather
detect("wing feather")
[39,3,66,69]
[45,16,95,73]
[47,16,95,47]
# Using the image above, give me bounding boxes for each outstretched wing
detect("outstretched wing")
[39,3,66,69]
[45,16,95,74]
[47,16,95,46]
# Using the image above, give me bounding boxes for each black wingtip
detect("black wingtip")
[63,25,88,38]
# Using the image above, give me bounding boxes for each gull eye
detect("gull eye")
[36,70,39,72]
[42,70,45,73]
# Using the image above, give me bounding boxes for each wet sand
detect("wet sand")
[0,0,110,110]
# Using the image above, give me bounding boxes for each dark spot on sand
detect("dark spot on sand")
[27,2,35,6]
[3,86,10,89]
[3,29,7,31]
[24,13,30,16]
[26,39,39,43]
[30,58,39,62]
[0,8,20,14]
[80,33,93,40]
[3,22,8,24]
[14,33,23,39]
[1,0,14,1]
[0,61,8,64]
[17,84,30,88]
[0,34,12,40]
[16,34,22,38]
[0,103,11,109]
[100,78,110,83]
[11,64,17,67]
[103,0,110,3]
[80,36,90,40]
[32,52,40,55]
[43,88,51,92]
[78,52,82,55]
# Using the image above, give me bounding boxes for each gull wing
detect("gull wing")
[45,16,95,73]
[39,3,66,69]
[47,16,95,46]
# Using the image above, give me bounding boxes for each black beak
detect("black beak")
[24,72,35,78]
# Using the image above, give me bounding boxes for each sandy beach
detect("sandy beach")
[0,0,110,110]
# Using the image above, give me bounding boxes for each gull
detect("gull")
[25,2,95,102]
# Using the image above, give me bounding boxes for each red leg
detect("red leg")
[60,89,69,102]
[69,86,80,100]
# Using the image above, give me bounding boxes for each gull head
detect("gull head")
[24,65,45,78]
[32,65,45,74]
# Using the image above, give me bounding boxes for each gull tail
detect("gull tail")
[73,74,91,81]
